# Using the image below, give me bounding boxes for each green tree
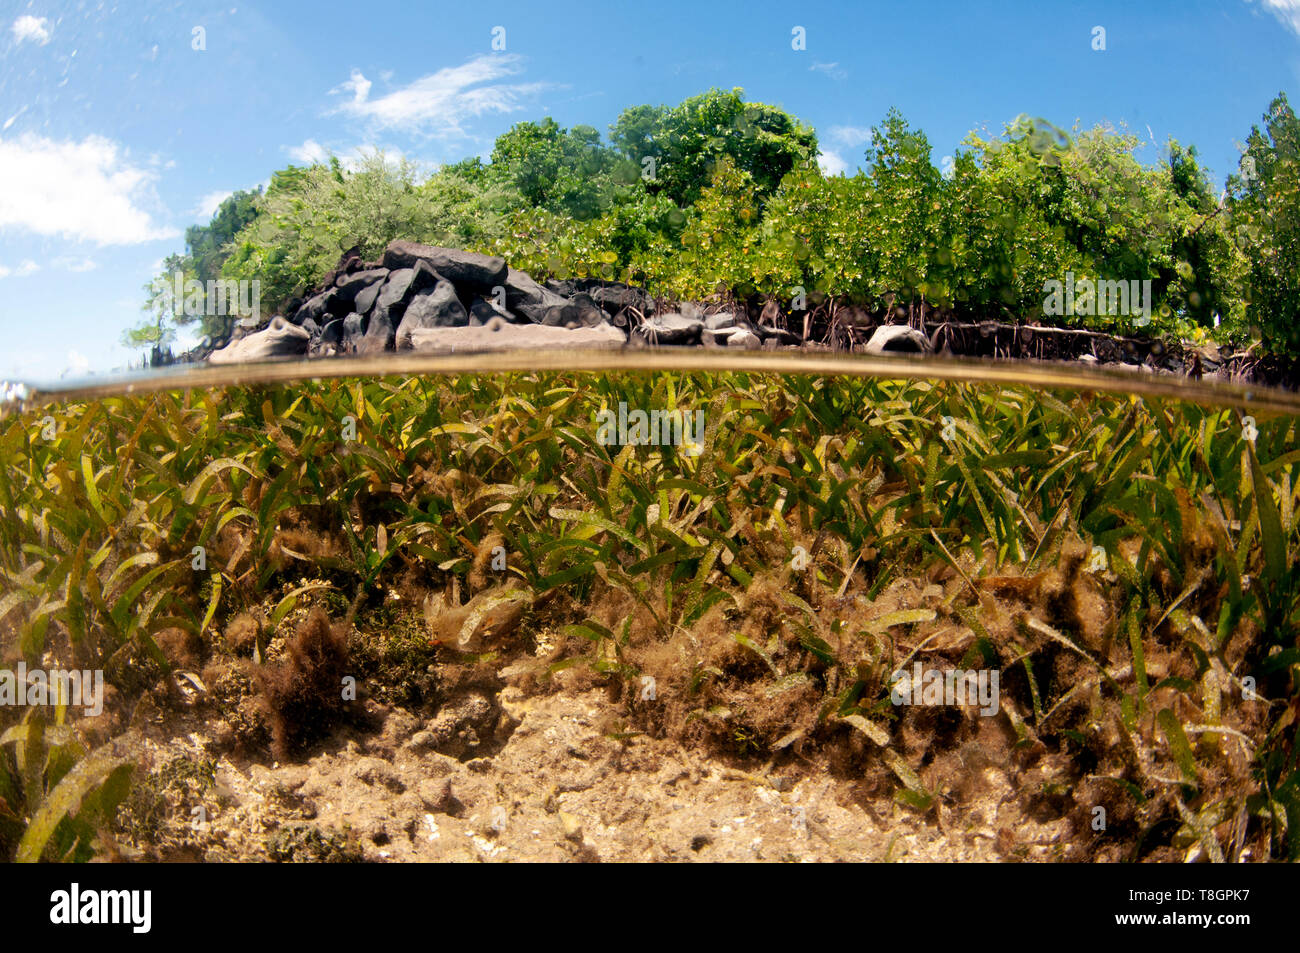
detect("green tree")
[123,253,184,357]
[1166,141,1244,332]
[186,189,261,287]
[489,118,625,219]
[610,88,818,207]
[947,119,1076,316]
[862,109,944,310]
[1227,92,1300,353]
[661,156,761,299]
[752,166,875,302]
[136,191,261,343]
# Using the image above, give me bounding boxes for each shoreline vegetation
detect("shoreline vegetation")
[123,89,1300,387]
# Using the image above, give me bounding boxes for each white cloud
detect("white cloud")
[0,259,39,278]
[829,126,874,148]
[810,61,847,80]
[0,133,178,244]
[194,189,234,219]
[817,150,848,177]
[287,138,329,165]
[3,106,28,131]
[11,15,51,46]
[1246,0,1300,34]
[332,54,549,137]
[52,255,96,272]
[337,68,371,104]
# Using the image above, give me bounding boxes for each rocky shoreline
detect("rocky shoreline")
[185,241,1291,389]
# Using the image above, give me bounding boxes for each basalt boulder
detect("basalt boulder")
[469,296,519,326]
[382,241,508,292]
[368,261,440,351]
[353,279,385,316]
[341,312,365,347]
[503,267,570,324]
[542,293,607,329]
[359,308,394,355]
[295,288,340,325]
[334,268,390,305]
[395,280,470,349]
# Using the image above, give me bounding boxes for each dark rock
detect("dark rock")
[701,326,762,349]
[702,326,761,349]
[558,278,655,315]
[342,312,365,345]
[299,317,320,337]
[376,262,439,317]
[757,324,802,345]
[543,298,607,329]
[469,296,518,325]
[320,318,343,346]
[296,288,339,324]
[588,284,655,317]
[395,280,469,348]
[368,262,440,350]
[703,326,748,347]
[504,267,569,324]
[372,275,410,320]
[318,244,364,291]
[837,304,873,328]
[704,312,735,331]
[359,308,394,354]
[382,240,507,291]
[633,313,703,345]
[335,267,390,301]
[541,292,607,329]
[353,279,384,316]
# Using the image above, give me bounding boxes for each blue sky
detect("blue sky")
[3,0,1300,384]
